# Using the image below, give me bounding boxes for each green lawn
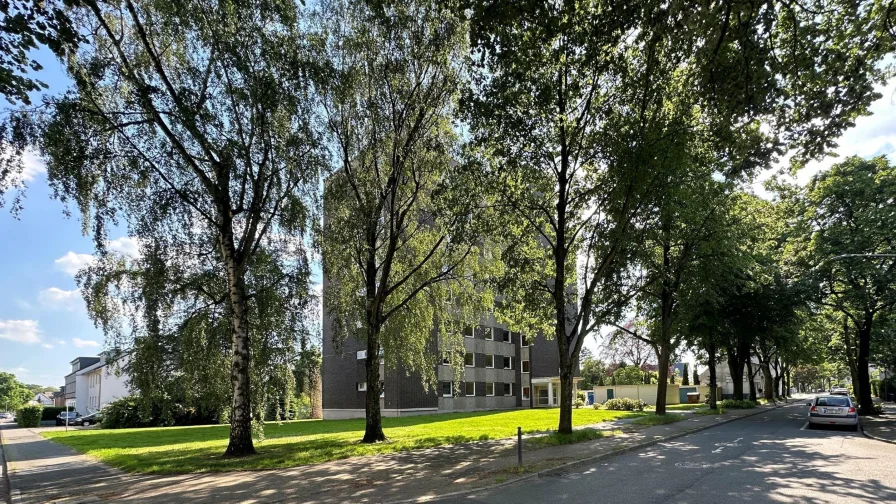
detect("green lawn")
[42,408,638,474]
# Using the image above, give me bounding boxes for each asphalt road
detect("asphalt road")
[439,402,896,504]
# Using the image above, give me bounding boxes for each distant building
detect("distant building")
[63,352,130,414]
[52,388,66,407]
[697,359,779,398]
[30,393,54,406]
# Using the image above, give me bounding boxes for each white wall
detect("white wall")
[100,364,130,407]
[73,374,88,415]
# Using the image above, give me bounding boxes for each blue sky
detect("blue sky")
[3,47,896,387]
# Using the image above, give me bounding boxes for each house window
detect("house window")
[357,382,367,392]
[486,382,495,396]
[465,352,475,367]
[357,350,367,359]
[465,381,475,396]
[520,333,530,347]
[522,360,530,373]
[504,383,513,396]
[442,354,450,365]
[380,381,385,398]
[482,326,493,340]
[441,381,453,397]
[485,354,494,368]
[503,356,513,369]
[463,326,474,338]
[522,387,531,400]
[501,330,511,343]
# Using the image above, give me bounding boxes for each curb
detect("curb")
[386,402,789,504]
[860,424,896,445]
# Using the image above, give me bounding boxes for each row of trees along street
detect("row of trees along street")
[1,0,895,455]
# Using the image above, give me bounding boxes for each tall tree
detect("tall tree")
[466,0,889,430]
[788,156,896,414]
[39,0,323,456]
[318,0,495,443]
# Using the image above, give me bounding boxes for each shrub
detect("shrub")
[592,402,603,410]
[41,406,67,421]
[603,397,648,411]
[16,404,43,427]
[574,399,585,409]
[718,399,757,409]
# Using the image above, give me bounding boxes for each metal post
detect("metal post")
[517,426,522,467]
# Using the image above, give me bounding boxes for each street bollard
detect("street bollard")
[517,426,522,467]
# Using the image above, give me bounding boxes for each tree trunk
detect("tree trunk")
[746,359,757,402]
[362,323,386,442]
[773,357,782,398]
[558,364,574,433]
[858,312,874,415]
[707,343,718,410]
[762,363,773,401]
[843,316,861,401]
[220,219,255,457]
[308,367,322,420]
[727,354,745,400]
[655,340,671,415]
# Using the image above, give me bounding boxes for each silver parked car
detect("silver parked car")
[807,395,858,429]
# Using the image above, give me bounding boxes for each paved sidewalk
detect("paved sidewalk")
[1,403,786,504]
[861,402,896,444]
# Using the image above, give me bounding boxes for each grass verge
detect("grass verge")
[630,414,686,426]
[526,428,622,448]
[648,403,705,411]
[693,407,726,415]
[42,408,638,474]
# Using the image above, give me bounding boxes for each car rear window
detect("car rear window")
[816,397,850,407]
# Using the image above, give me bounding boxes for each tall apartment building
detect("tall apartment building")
[63,352,130,414]
[322,309,582,420]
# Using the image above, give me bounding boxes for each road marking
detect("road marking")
[712,447,724,453]
[800,422,809,431]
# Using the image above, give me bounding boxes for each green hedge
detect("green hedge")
[718,399,757,409]
[41,406,67,420]
[16,404,43,427]
[603,397,648,411]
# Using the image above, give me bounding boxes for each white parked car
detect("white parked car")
[806,395,858,429]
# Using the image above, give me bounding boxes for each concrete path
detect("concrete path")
[440,402,896,504]
[1,404,787,504]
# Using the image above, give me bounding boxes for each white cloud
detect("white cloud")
[20,150,46,182]
[42,343,54,349]
[107,236,141,258]
[38,287,82,311]
[15,299,32,310]
[55,339,66,345]
[0,319,42,344]
[54,251,96,276]
[72,337,100,348]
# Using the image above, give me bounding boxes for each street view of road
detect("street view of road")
[439,402,896,504]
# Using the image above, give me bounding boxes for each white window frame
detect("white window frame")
[484,326,494,341]
[465,381,475,396]
[504,383,513,396]
[441,381,453,397]
[522,386,531,400]
[520,333,530,347]
[464,352,475,367]
[486,382,495,396]
[503,356,513,370]
[441,355,450,365]
[485,354,494,369]
[522,360,530,373]
[357,350,367,360]
[463,326,474,338]
[357,382,367,392]
[502,330,511,343]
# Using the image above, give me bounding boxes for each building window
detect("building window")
[482,326,493,340]
[520,333,530,347]
[485,354,494,368]
[441,381,453,397]
[486,382,495,396]
[465,352,475,367]
[463,326,474,338]
[357,350,367,359]
[522,387,531,400]
[504,383,513,396]
[442,354,450,365]
[503,356,513,369]
[465,382,475,396]
[380,381,385,398]
[522,360,530,373]
[357,382,367,392]
[501,329,511,343]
